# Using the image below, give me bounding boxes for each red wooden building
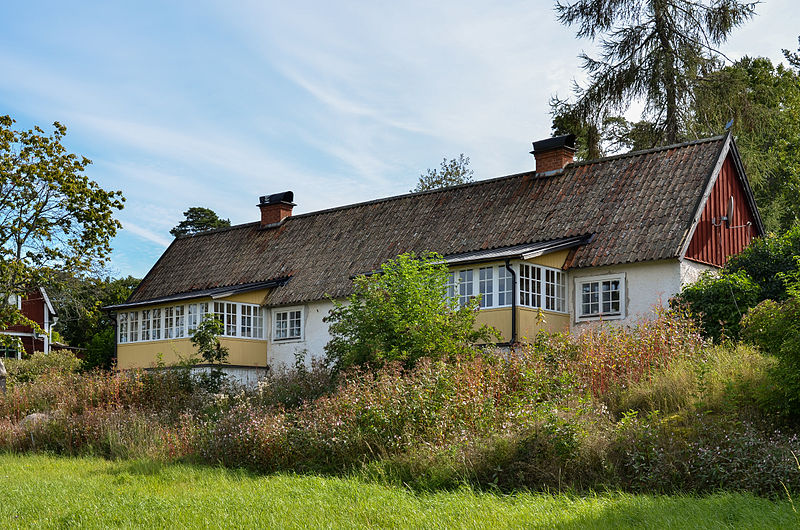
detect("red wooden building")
[1,288,58,358]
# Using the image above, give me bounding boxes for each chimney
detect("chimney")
[530,134,576,174]
[258,191,295,227]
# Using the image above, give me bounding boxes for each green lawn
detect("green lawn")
[0,454,796,529]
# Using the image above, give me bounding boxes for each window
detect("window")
[445,272,456,303]
[274,308,302,341]
[458,269,474,307]
[141,310,151,341]
[151,308,161,340]
[188,304,199,333]
[118,313,128,343]
[240,304,264,338]
[478,267,493,308]
[519,264,541,308]
[174,305,185,338]
[576,274,625,320]
[498,266,512,307]
[164,307,174,339]
[129,311,139,342]
[544,269,566,312]
[214,302,238,337]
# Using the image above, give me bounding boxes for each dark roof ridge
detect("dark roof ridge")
[569,135,727,168]
[283,169,540,222]
[172,221,261,240]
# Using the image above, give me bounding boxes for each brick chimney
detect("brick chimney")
[258,191,295,227]
[530,134,576,174]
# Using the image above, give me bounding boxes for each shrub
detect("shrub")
[82,327,116,370]
[4,349,81,385]
[673,271,761,341]
[531,307,706,396]
[742,296,800,417]
[726,224,800,302]
[324,252,497,370]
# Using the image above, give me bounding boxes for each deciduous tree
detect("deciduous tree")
[0,116,124,351]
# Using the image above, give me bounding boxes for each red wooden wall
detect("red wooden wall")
[685,155,758,266]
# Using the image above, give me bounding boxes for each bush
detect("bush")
[742,296,800,417]
[726,224,800,302]
[673,271,761,341]
[82,327,115,370]
[324,252,497,370]
[4,350,81,385]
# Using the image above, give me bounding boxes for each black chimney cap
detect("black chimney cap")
[530,134,576,155]
[259,191,295,206]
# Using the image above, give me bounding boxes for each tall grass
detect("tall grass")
[0,309,796,496]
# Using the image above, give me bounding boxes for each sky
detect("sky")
[2,1,798,278]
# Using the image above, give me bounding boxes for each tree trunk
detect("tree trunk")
[0,358,6,394]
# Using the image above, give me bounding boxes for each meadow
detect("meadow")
[1,453,796,529]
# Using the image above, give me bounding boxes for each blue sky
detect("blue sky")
[2,1,797,278]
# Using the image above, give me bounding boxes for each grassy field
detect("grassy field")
[0,454,797,529]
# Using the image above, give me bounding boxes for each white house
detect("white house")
[107,133,763,379]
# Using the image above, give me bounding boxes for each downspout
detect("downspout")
[504,259,517,345]
[108,311,118,368]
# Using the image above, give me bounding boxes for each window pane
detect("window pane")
[175,305,185,338]
[289,310,302,338]
[519,264,541,308]
[498,266,512,306]
[479,267,493,308]
[458,269,473,307]
[118,313,128,344]
[141,310,151,341]
[275,312,288,339]
[129,311,139,342]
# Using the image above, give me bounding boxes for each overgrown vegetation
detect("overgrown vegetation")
[324,253,497,371]
[674,225,800,341]
[2,309,800,498]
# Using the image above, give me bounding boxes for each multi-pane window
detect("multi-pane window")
[445,272,456,303]
[129,311,139,342]
[141,310,151,341]
[241,305,264,338]
[214,302,237,337]
[498,266,513,307]
[458,269,474,307]
[118,301,265,344]
[577,275,624,319]
[478,267,493,308]
[164,307,174,339]
[544,269,566,312]
[519,264,542,308]
[151,308,161,340]
[274,309,302,340]
[174,305,185,338]
[118,313,128,343]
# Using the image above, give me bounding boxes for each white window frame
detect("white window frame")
[574,273,626,322]
[272,306,304,342]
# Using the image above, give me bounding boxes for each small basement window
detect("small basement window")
[575,274,625,321]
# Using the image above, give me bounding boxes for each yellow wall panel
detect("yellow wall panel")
[524,250,570,269]
[117,337,267,369]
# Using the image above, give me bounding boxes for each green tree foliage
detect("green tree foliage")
[674,226,800,340]
[0,116,124,351]
[554,0,756,145]
[725,225,800,302]
[324,253,498,371]
[676,271,760,342]
[412,154,474,192]
[170,207,231,238]
[48,274,139,370]
[190,316,230,387]
[690,55,800,231]
[741,296,800,417]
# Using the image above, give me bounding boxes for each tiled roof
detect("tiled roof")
[127,135,727,307]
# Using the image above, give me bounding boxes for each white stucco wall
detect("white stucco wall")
[679,259,716,287]
[570,259,684,330]
[267,299,334,369]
